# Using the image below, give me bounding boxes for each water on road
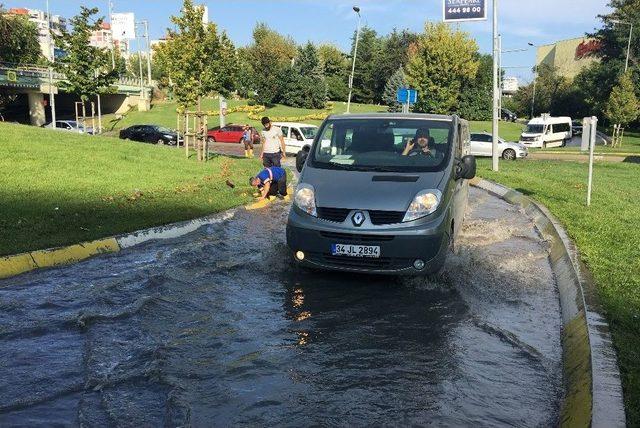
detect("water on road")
[0,187,562,427]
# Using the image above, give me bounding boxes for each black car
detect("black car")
[119,125,182,145]
[571,120,583,136]
[500,108,517,122]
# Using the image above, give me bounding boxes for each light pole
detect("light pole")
[611,19,633,72]
[346,5,361,114]
[528,42,537,119]
[491,0,499,171]
[45,0,56,126]
[108,0,115,69]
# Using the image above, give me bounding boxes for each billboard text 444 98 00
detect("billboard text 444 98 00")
[443,0,487,22]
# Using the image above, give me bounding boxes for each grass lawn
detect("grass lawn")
[470,120,524,142]
[101,98,387,135]
[476,158,640,425]
[0,122,261,256]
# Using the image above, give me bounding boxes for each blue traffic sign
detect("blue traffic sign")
[443,0,487,22]
[397,88,417,104]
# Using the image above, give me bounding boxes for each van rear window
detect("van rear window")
[309,118,453,173]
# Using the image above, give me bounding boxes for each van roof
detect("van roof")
[326,113,458,122]
[272,122,317,127]
[528,116,572,124]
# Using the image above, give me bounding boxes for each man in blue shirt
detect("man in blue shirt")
[249,166,288,199]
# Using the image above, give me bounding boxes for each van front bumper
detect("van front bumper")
[286,208,450,275]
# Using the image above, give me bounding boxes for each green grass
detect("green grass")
[0,122,261,256]
[470,120,524,142]
[102,98,387,134]
[476,158,640,425]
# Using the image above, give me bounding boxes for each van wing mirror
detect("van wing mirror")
[296,149,309,173]
[456,155,476,180]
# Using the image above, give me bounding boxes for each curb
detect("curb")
[470,177,626,427]
[0,209,236,281]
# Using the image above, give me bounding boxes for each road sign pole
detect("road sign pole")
[491,0,499,171]
[587,116,597,206]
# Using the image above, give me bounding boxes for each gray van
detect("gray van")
[286,113,476,275]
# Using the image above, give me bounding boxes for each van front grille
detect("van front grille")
[368,210,405,225]
[317,207,350,223]
[319,231,394,242]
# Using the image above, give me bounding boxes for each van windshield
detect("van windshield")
[300,127,317,139]
[526,124,544,134]
[309,118,453,172]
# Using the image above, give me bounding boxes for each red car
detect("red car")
[207,125,260,144]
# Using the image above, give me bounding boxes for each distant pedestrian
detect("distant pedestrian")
[242,124,254,158]
[249,166,288,199]
[260,116,286,167]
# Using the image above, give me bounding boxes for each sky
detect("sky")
[5,0,612,83]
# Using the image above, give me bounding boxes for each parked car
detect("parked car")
[207,124,260,144]
[119,125,182,145]
[470,132,528,160]
[519,114,572,148]
[571,120,583,136]
[43,120,95,134]
[501,108,517,122]
[272,122,318,154]
[287,113,476,275]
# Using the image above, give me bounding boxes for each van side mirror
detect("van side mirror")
[296,149,309,173]
[456,155,476,180]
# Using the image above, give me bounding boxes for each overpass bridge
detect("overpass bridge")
[0,64,154,126]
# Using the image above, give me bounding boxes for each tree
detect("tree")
[604,72,639,146]
[155,0,236,109]
[282,42,327,109]
[0,5,44,119]
[246,23,297,105]
[52,7,117,102]
[405,22,479,114]
[318,44,349,101]
[350,26,380,104]
[382,68,407,112]
[373,29,418,103]
[457,54,492,120]
[0,6,42,65]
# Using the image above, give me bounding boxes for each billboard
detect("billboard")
[443,0,487,22]
[111,12,136,40]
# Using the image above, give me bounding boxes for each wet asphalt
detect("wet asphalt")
[0,187,562,427]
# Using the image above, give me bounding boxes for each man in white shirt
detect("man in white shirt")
[260,116,287,167]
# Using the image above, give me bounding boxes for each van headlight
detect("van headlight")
[403,189,442,222]
[294,184,317,217]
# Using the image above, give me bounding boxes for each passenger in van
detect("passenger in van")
[402,128,433,157]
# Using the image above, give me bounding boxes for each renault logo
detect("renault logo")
[351,211,365,227]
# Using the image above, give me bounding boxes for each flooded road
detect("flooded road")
[0,187,562,427]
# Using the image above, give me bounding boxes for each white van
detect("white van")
[272,122,319,155]
[519,115,572,148]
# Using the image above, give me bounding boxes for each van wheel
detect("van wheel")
[542,141,547,149]
[502,148,516,160]
[561,139,568,147]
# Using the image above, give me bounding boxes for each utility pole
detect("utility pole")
[491,0,499,171]
[108,0,115,69]
[46,0,56,126]
[346,5,361,114]
[612,20,633,73]
[498,34,502,113]
[143,20,151,84]
[531,65,537,119]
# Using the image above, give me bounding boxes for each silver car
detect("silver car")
[470,132,527,160]
[286,113,476,275]
[43,120,95,135]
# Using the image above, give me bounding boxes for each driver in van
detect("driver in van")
[402,128,433,157]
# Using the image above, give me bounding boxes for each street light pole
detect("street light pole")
[346,6,361,114]
[143,20,152,84]
[108,0,115,69]
[531,65,537,118]
[491,0,499,171]
[611,19,633,73]
[46,0,56,125]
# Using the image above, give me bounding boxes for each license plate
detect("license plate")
[331,243,380,258]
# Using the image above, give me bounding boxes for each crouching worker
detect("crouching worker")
[249,166,288,200]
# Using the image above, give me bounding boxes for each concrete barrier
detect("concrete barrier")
[471,178,626,428]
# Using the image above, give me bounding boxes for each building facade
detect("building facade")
[536,37,600,79]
